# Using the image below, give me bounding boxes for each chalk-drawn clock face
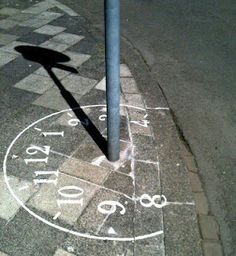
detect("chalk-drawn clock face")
[3,105,167,241]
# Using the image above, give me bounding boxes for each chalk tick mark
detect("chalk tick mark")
[34,127,42,131]
[53,212,61,220]
[19,185,29,191]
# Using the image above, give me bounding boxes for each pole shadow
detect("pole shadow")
[15,45,108,158]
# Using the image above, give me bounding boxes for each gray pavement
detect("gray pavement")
[61,1,235,255]
[0,0,220,255]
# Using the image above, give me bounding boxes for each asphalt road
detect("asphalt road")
[64,0,236,254]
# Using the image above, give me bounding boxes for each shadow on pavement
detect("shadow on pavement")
[15,45,108,158]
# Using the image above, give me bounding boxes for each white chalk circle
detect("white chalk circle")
[3,105,164,241]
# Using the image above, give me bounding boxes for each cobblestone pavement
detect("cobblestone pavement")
[0,1,217,255]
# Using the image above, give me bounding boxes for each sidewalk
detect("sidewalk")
[0,1,203,255]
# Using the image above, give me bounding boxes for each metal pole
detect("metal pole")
[105,0,120,162]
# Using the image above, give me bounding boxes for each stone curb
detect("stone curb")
[180,141,224,256]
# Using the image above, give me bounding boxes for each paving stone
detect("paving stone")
[0,7,20,16]
[194,192,209,215]
[19,11,62,29]
[0,55,40,85]
[0,173,37,221]
[63,51,90,68]
[121,78,139,94]
[22,4,53,14]
[0,19,18,29]
[0,208,66,256]
[52,1,79,17]
[147,109,194,202]
[64,233,133,256]
[61,74,97,95]
[59,158,110,185]
[20,17,53,28]
[103,171,134,198]
[34,24,66,35]
[95,77,106,91]
[0,41,33,54]
[41,40,70,52]
[189,172,203,192]
[33,88,82,111]
[49,15,87,29]
[134,237,164,256]
[0,15,7,21]
[8,110,90,159]
[7,26,33,37]
[199,215,219,240]
[0,89,39,124]
[68,35,99,55]
[48,7,65,15]
[51,33,84,46]
[35,11,63,23]
[131,127,153,147]
[19,32,51,45]
[5,149,67,182]
[34,1,55,10]
[0,251,9,256]
[135,161,161,196]
[132,134,158,162]
[96,143,133,171]
[124,93,145,108]
[13,73,54,94]
[120,115,131,140]
[28,172,98,225]
[7,13,33,22]
[0,215,8,238]
[54,248,75,256]
[121,94,128,105]
[63,24,89,38]
[130,121,152,136]
[98,197,135,239]
[0,33,18,45]
[53,107,91,127]
[184,155,198,172]
[0,0,39,10]
[127,107,147,121]
[120,64,132,77]
[71,135,107,163]
[179,141,192,157]
[202,241,223,256]
[0,50,17,67]
[95,70,134,93]
[77,54,105,81]
[35,67,69,80]
[74,187,131,236]
[163,205,202,256]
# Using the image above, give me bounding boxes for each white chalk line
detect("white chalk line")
[95,212,112,235]
[132,158,159,165]
[146,107,170,110]
[34,127,42,131]
[53,211,61,220]
[29,144,72,159]
[166,202,195,206]
[18,185,29,191]
[49,149,72,159]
